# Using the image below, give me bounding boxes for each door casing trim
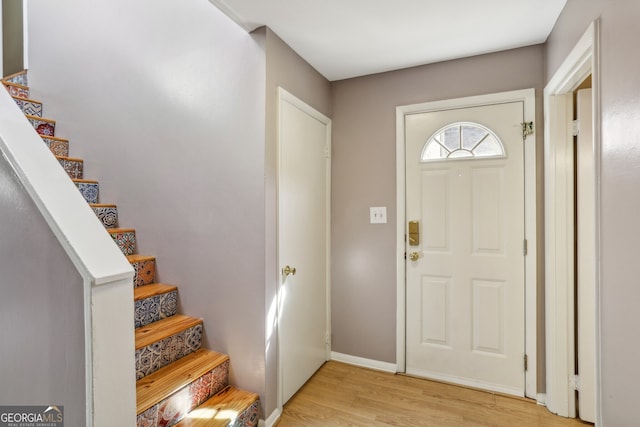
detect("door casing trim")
[395,88,537,399]
[543,20,600,422]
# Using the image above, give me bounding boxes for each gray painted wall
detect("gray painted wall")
[546,1,640,425]
[330,45,545,366]
[27,0,268,408]
[0,154,85,425]
[25,3,331,418]
[262,27,332,415]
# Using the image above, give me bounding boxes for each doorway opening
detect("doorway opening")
[2,0,27,76]
[573,76,596,424]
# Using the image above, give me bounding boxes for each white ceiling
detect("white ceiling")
[211,0,567,81]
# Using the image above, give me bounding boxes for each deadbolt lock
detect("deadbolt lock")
[408,220,420,246]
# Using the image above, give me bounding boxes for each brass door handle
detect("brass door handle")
[282,265,297,277]
[408,252,420,261]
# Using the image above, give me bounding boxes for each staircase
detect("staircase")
[3,70,260,427]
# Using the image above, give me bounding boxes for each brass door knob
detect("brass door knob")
[282,265,297,277]
[408,252,420,261]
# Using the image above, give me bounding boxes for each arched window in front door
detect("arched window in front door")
[421,122,505,161]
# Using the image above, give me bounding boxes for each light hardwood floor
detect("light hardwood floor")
[276,361,592,427]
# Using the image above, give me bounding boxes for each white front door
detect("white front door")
[405,101,526,396]
[277,88,331,405]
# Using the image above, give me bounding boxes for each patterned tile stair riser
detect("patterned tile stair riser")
[12,97,43,117]
[91,205,119,228]
[234,400,260,427]
[136,322,203,380]
[3,82,29,98]
[41,136,70,157]
[73,180,99,204]
[5,72,28,86]
[57,157,84,180]
[26,115,55,136]
[108,228,137,256]
[128,255,157,287]
[134,286,178,328]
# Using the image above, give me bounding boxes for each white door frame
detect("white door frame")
[543,21,601,423]
[396,88,537,399]
[275,87,332,410]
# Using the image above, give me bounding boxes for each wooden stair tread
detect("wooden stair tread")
[3,70,27,81]
[90,203,116,208]
[127,254,155,263]
[134,283,178,301]
[25,114,55,123]
[11,95,40,104]
[41,135,68,142]
[107,227,135,234]
[72,179,98,184]
[135,314,202,350]
[175,386,259,427]
[2,80,28,89]
[136,348,229,415]
[56,155,83,162]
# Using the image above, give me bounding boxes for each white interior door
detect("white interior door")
[576,88,596,423]
[278,88,330,405]
[546,92,579,417]
[405,101,526,396]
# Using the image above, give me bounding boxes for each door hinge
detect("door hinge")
[325,332,330,345]
[572,119,580,137]
[524,354,528,371]
[523,239,528,256]
[521,121,534,140]
[324,144,330,158]
[569,374,580,390]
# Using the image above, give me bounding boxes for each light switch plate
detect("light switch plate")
[370,206,387,224]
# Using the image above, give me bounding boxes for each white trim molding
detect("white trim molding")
[543,20,601,424]
[259,408,282,427]
[207,0,257,32]
[331,352,398,373]
[537,393,547,406]
[396,88,538,399]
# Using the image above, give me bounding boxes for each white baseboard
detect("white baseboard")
[260,407,281,427]
[330,352,397,373]
[537,393,547,406]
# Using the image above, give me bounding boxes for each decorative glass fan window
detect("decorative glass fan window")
[421,122,505,161]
